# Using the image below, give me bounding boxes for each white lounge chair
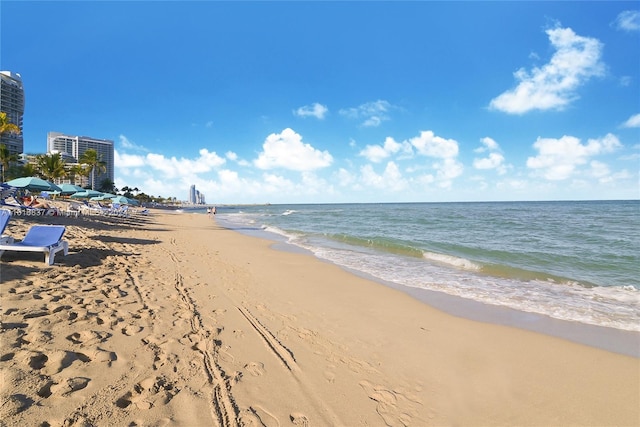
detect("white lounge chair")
[0,224,69,265]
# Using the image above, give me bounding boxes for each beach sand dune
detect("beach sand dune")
[1,211,638,426]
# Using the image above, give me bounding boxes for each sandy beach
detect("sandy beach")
[0,209,638,427]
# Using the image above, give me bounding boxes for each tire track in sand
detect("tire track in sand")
[164,242,241,427]
[237,306,299,373]
[237,306,343,426]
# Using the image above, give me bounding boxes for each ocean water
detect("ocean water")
[211,201,639,332]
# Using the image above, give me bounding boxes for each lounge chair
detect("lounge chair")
[0,224,69,265]
[64,202,81,218]
[0,208,13,244]
[0,184,23,210]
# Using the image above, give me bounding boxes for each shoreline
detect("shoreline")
[1,209,638,426]
[224,217,640,358]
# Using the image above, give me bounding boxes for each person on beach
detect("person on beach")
[23,195,51,209]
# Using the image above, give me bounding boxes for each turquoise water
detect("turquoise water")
[213,201,640,332]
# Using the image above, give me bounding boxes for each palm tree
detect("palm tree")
[0,112,21,182]
[79,149,106,190]
[0,144,19,182]
[0,112,20,136]
[35,153,67,182]
[68,164,87,187]
[98,178,116,194]
[17,162,37,178]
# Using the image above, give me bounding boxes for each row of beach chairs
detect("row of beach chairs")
[2,184,148,218]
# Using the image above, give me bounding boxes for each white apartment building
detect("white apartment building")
[47,132,114,187]
[0,71,25,156]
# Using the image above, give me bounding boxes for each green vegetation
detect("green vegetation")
[35,152,67,182]
[0,111,21,182]
[78,148,107,190]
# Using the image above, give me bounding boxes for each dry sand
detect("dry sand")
[0,209,638,427]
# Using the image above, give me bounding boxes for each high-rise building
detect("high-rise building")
[189,185,196,204]
[0,71,25,156]
[188,185,206,204]
[47,132,114,187]
[197,191,206,204]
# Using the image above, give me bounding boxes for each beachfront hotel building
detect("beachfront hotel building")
[0,71,25,156]
[47,132,114,187]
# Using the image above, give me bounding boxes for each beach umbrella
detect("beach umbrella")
[89,193,116,201]
[70,189,103,199]
[57,183,85,196]
[5,176,62,192]
[110,195,139,205]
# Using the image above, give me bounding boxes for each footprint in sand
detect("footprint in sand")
[358,380,421,427]
[244,361,265,377]
[115,376,179,410]
[324,370,336,383]
[66,330,111,345]
[38,350,92,376]
[38,377,91,398]
[241,406,280,427]
[92,348,118,366]
[28,352,49,370]
[121,324,144,336]
[1,394,34,417]
[290,412,310,426]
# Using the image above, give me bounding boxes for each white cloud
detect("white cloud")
[262,173,296,193]
[622,113,640,128]
[474,152,506,170]
[619,76,633,87]
[119,134,148,152]
[253,128,333,171]
[335,168,357,187]
[146,149,225,178]
[357,130,463,189]
[473,137,508,174]
[116,148,225,180]
[489,26,605,114]
[526,133,622,180]
[434,157,464,186]
[475,136,500,152]
[589,160,610,181]
[409,131,459,158]
[294,103,328,119]
[359,162,407,191]
[614,10,640,32]
[226,151,250,166]
[339,100,393,127]
[359,137,411,163]
[115,150,146,168]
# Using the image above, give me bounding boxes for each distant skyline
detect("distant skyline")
[2,1,638,203]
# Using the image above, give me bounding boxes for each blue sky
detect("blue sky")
[2,1,639,204]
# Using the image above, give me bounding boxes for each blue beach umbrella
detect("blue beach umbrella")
[70,189,104,199]
[89,194,117,202]
[110,195,139,205]
[56,183,85,196]
[5,176,62,192]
